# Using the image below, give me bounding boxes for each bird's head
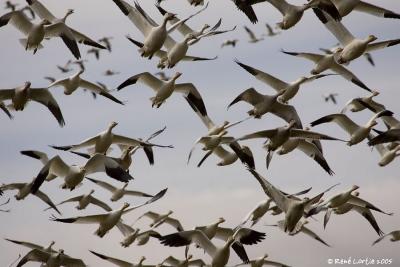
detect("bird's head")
[173,72,182,80]
[109,121,118,129]
[367,35,378,43]
[165,12,176,21]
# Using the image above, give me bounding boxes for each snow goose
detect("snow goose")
[0,82,64,126]
[277,139,334,175]
[126,34,218,69]
[244,26,263,43]
[26,0,106,50]
[86,177,153,202]
[281,50,371,91]
[310,110,393,146]
[16,249,85,267]
[5,238,56,253]
[50,188,167,238]
[268,220,330,247]
[313,9,400,64]
[99,36,113,52]
[0,178,60,214]
[372,230,400,246]
[371,139,400,167]
[266,0,340,30]
[135,210,184,231]
[27,152,134,192]
[50,121,172,155]
[246,168,334,233]
[236,120,343,168]
[323,93,338,104]
[221,39,238,48]
[320,44,375,67]
[87,47,101,60]
[0,101,13,119]
[5,1,18,11]
[72,59,87,71]
[56,60,72,73]
[264,23,280,37]
[368,129,400,146]
[241,199,273,227]
[228,88,302,128]
[162,255,206,267]
[104,69,120,76]
[0,10,82,58]
[44,189,112,212]
[341,91,383,113]
[117,72,207,116]
[330,0,400,19]
[111,0,206,59]
[48,70,124,105]
[235,60,334,103]
[116,222,161,247]
[234,253,290,267]
[90,252,158,267]
[159,228,253,266]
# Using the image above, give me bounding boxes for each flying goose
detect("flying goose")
[372,230,400,246]
[330,0,400,19]
[0,10,82,58]
[87,47,101,60]
[117,72,207,116]
[313,9,400,64]
[310,110,393,146]
[371,139,400,167]
[90,252,159,267]
[341,91,383,113]
[323,93,338,104]
[26,0,107,50]
[72,59,87,71]
[104,69,120,76]
[5,238,56,253]
[23,151,134,192]
[16,249,85,267]
[235,60,334,103]
[126,34,218,69]
[47,70,124,105]
[162,255,206,267]
[267,220,330,247]
[265,0,340,30]
[234,253,291,267]
[236,120,343,168]
[0,178,60,214]
[241,199,273,227]
[228,88,302,128]
[111,0,206,59]
[159,228,253,267]
[56,60,73,73]
[99,36,113,52]
[0,101,13,119]
[51,188,167,238]
[246,168,335,233]
[0,82,64,126]
[280,50,371,91]
[5,1,18,11]
[50,121,172,155]
[244,26,263,43]
[44,189,112,212]
[135,210,184,231]
[86,177,153,202]
[323,192,386,236]
[116,222,161,247]
[221,39,238,48]
[264,23,280,37]
[320,44,376,67]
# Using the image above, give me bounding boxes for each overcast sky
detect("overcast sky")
[0,0,399,266]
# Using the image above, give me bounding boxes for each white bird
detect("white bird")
[372,230,400,246]
[90,252,159,267]
[5,238,56,253]
[234,253,291,267]
[0,10,81,58]
[235,60,334,103]
[116,222,161,247]
[0,82,65,126]
[50,121,171,155]
[244,26,263,43]
[47,70,124,105]
[320,44,376,67]
[159,228,254,267]
[162,255,206,267]
[264,23,280,37]
[0,178,60,214]
[371,140,400,167]
[135,210,184,231]
[341,91,382,113]
[330,0,400,19]
[221,39,238,48]
[26,0,107,51]
[310,110,393,146]
[51,188,167,238]
[44,189,112,212]
[323,93,339,104]
[16,249,85,267]
[117,72,207,116]
[281,49,372,91]
[86,177,154,202]
[313,9,400,64]
[111,0,206,59]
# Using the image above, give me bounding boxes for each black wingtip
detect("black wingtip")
[235,60,258,76]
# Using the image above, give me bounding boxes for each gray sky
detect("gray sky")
[0,0,399,266]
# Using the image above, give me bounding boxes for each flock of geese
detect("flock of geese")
[1,0,400,266]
